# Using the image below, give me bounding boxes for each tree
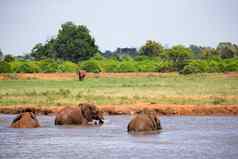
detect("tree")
[4,54,15,62]
[54,22,98,62]
[201,47,218,59]
[166,45,192,63]
[31,21,99,62]
[31,43,48,60]
[165,45,192,71]
[216,42,238,59]
[139,40,164,57]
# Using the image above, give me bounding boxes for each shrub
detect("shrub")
[180,64,202,74]
[223,59,238,72]
[157,61,174,72]
[136,60,157,72]
[57,61,79,72]
[99,59,120,72]
[0,61,11,73]
[38,60,59,72]
[16,63,40,73]
[16,63,34,73]
[80,60,102,73]
[206,60,224,73]
[119,61,138,72]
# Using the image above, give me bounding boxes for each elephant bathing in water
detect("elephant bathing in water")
[55,103,104,125]
[10,112,40,128]
[127,110,161,133]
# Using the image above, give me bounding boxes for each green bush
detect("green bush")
[38,60,59,73]
[136,60,157,72]
[180,64,202,74]
[223,59,238,72]
[180,59,228,74]
[180,60,207,74]
[57,61,79,72]
[80,60,102,73]
[10,61,23,72]
[156,60,174,72]
[99,59,120,72]
[206,60,224,73]
[16,63,38,73]
[119,61,138,72]
[0,61,11,73]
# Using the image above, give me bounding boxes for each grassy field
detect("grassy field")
[0,73,238,107]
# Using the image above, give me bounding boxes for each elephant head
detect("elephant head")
[79,103,104,125]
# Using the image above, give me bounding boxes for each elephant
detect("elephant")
[78,70,86,81]
[127,110,161,133]
[55,103,104,125]
[10,112,40,128]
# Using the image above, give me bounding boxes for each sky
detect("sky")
[0,0,238,55]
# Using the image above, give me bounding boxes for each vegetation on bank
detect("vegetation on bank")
[0,74,238,107]
[1,21,238,74]
[0,57,238,74]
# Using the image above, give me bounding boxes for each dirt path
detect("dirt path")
[0,72,171,80]
[0,104,238,116]
[1,72,238,80]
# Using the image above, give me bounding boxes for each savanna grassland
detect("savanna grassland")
[0,73,238,109]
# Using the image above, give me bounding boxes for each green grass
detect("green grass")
[0,73,238,107]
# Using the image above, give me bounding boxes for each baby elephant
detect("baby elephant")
[127,110,161,133]
[10,112,40,128]
[55,103,104,125]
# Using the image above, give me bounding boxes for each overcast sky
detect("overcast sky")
[0,0,238,55]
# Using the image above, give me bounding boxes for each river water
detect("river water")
[0,115,238,159]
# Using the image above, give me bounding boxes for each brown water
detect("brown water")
[0,115,238,159]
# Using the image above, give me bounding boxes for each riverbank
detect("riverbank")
[0,104,238,116]
[1,73,238,115]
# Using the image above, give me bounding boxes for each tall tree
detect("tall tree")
[167,45,192,63]
[31,21,99,62]
[54,22,98,62]
[139,40,164,57]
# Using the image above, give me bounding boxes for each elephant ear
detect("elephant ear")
[12,114,22,123]
[79,103,96,121]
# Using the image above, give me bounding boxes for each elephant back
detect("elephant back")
[10,112,40,128]
[127,110,161,133]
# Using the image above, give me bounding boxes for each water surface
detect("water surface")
[0,115,238,159]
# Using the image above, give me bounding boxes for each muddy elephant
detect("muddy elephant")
[55,103,104,125]
[127,110,161,133]
[78,70,86,81]
[10,112,40,128]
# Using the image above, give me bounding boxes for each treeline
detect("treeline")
[0,21,238,74]
[79,56,238,74]
[1,55,237,74]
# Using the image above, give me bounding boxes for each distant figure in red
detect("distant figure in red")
[78,70,86,81]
